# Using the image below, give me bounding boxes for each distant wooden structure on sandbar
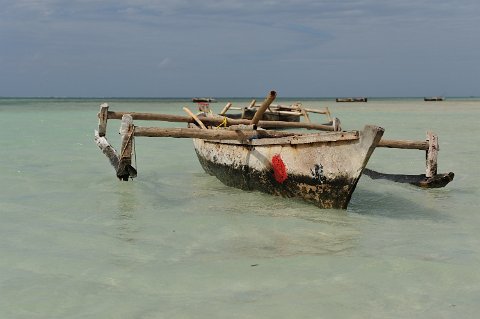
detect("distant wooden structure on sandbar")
[424,97,445,101]
[336,97,368,102]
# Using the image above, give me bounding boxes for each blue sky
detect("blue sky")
[1,0,479,97]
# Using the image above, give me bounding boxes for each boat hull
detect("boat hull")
[193,125,384,209]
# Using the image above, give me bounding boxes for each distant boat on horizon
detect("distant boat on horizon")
[192,97,217,103]
[424,97,445,101]
[336,97,368,102]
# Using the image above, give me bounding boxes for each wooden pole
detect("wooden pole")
[332,118,342,131]
[303,107,330,115]
[426,131,439,178]
[219,102,233,116]
[117,114,136,180]
[268,110,302,116]
[298,104,311,123]
[106,111,334,131]
[254,118,332,131]
[98,103,109,137]
[325,107,332,122]
[251,91,277,126]
[183,107,207,129]
[94,130,119,170]
[247,99,256,109]
[240,107,247,119]
[108,111,192,122]
[134,126,296,140]
[377,139,429,150]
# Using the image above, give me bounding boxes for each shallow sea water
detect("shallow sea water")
[0,97,479,318]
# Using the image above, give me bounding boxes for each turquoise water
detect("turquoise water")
[1,97,479,318]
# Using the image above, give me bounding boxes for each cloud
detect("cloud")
[1,0,479,96]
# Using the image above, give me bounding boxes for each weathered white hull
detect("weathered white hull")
[193,125,384,209]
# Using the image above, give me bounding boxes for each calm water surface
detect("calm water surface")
[0,97,479,318]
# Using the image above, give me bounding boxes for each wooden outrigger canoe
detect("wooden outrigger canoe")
[94,90,454,209]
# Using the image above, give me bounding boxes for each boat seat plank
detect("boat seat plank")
[212,130,359,146]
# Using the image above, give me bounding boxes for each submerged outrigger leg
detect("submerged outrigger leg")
[95,103,137,181]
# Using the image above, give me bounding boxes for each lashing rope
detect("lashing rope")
[216,117,228,128]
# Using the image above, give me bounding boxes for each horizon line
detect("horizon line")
[1,95,479,99]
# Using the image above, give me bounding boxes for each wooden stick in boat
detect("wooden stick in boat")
[246,103,330,114]
[273,110,302,116]
[219,102,233,115]
[303,107,330,115]
[250,103,332,122]
[134,126,296,140]
[247,99,256,109]
[183,107,207,129]
[298,104,311,123]
[257,119,333,131]
[106,111,335,131]
[251,91,277,126]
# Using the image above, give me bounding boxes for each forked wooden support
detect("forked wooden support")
[95,109,137,181]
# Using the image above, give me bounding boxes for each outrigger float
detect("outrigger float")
[94,91,454,209]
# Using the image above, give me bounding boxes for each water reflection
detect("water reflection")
[224,225,359,259]
[350,185,450,221]
[114,183,140,244]
[176,188,362,259]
